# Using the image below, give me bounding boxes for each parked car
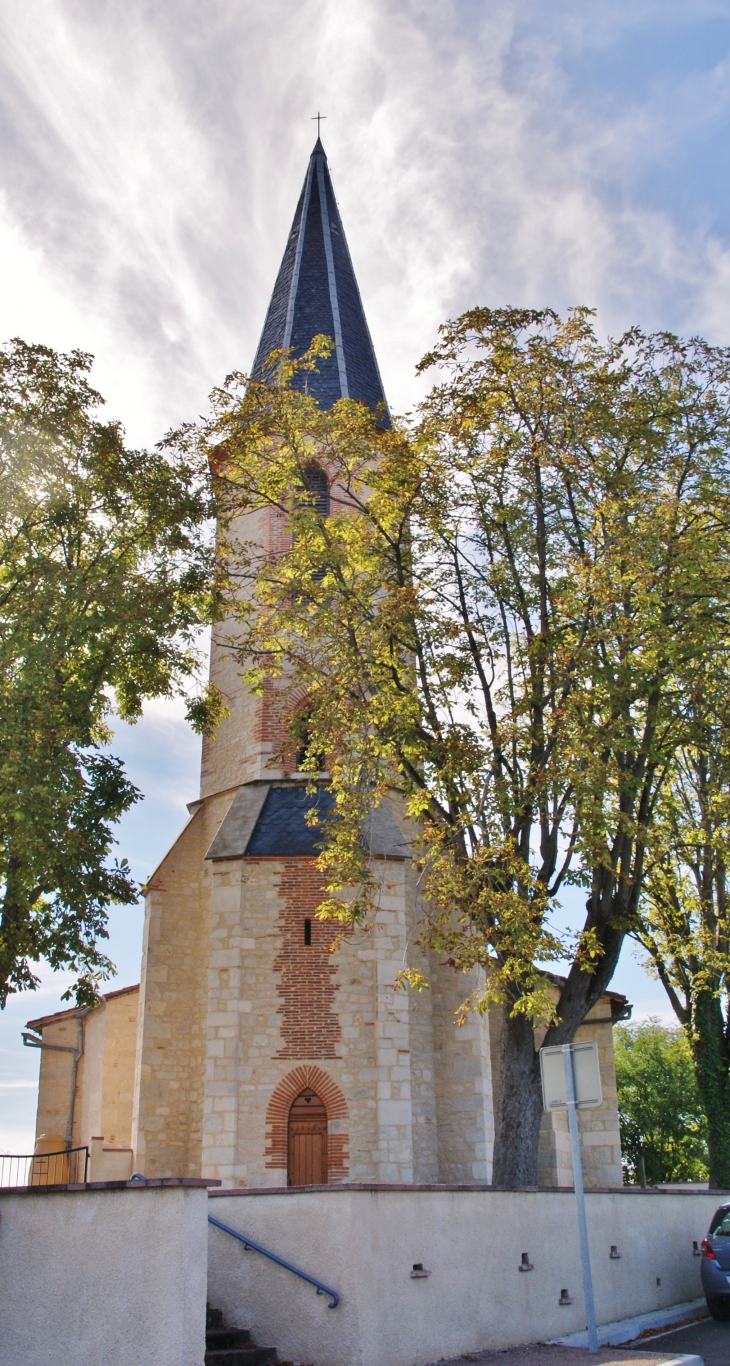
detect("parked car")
[701,1203,730,1320]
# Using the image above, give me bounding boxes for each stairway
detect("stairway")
[205,1306,285,1366]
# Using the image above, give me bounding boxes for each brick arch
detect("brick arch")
[264,1066,349,1183]
[287,683,312,711]
[284,685,320,775]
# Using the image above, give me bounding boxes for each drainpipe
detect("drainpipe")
[23,1006,92,1151]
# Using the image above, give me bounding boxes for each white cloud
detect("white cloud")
[0,0,728,440]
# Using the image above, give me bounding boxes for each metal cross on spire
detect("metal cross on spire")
[311,111,327,138]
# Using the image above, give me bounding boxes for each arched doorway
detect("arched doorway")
[287,1088,327,1186]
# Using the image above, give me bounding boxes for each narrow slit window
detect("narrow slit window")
[304,918,312,946]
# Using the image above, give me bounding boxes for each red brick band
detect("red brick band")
[264,1066,349,1182]
[273,861,343,1058]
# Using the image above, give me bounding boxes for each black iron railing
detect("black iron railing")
[208,1213,340,1307]
[0,1146,89,1188]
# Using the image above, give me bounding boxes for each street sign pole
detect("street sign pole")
[562,1044,598,1355]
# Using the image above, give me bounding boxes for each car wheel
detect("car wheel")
[706,1295,730,1321]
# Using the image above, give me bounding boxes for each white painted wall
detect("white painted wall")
[0,1184,208,1366]
[207,1186,722,1366]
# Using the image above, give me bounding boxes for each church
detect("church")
[26,139,627,1192]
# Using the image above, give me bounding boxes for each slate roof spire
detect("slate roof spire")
[252,140,389,422]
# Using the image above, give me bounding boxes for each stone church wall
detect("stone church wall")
[131,789,236,1177]
[430,960,494,1183]
[200,852,442,1187]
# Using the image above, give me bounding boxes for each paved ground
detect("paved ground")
[424,1310,730,1366]
[628,1314,730,1366]
[428,1344,704,1366]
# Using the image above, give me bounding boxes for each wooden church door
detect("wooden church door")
[287,1088,328,1186]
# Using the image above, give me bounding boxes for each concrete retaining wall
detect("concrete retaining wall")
[0,1180,210,1366]
[207,1185,724,1366]
[0,1178,722,1366]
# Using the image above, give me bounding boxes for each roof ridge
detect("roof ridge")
[26,982,140,1030]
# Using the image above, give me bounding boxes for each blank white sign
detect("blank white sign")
[540,1042,602,1110]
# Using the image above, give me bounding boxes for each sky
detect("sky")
[2,0,729,1152]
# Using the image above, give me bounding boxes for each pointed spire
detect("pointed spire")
[251,140,389,423]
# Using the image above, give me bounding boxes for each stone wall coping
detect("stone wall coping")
[1,1177,221,1197]
[208,1181,727,1198]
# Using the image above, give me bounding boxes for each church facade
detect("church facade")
[27,141,627,1191]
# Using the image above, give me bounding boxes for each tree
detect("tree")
[615,1020,708,1185]
[633,710,730,1187]
[0,339,219,1008]
[189,311,730,1185]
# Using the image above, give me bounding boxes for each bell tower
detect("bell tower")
[199,136,389,801]
[130,140,498,1188]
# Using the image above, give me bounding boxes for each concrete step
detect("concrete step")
[206,1328,254,1351]
[204,1349,277,1366]
[205,1304,278,1366]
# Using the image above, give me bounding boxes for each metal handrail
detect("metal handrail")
[208,1213,340,1308]
[0,1146,89,1189]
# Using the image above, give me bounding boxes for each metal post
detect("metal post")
[638,1146,647,1189]
[562,1043,598,1355]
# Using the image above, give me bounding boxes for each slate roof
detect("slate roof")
[251,138,389,423]
[204,782,411,861]
[246,785,335,857]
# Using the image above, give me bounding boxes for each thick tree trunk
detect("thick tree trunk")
[0,866,32,1007]
[492,1009,544,1187]
[491,916,628,1187]
[690,991,730,1190]
[549,920,626,1043]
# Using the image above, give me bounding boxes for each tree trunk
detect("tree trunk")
[0,862,33,1007]
[490,901,629,1186]
[549,919,626,1044]
[492,1008,544,1187]
[690,990,730,1190]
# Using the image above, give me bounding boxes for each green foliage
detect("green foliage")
[615,1020,708,1184]
[180,311,730,1183]
[634,723,730,1187]
[0,339,219,1007]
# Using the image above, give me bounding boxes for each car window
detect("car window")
[710,1207,730,1235]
